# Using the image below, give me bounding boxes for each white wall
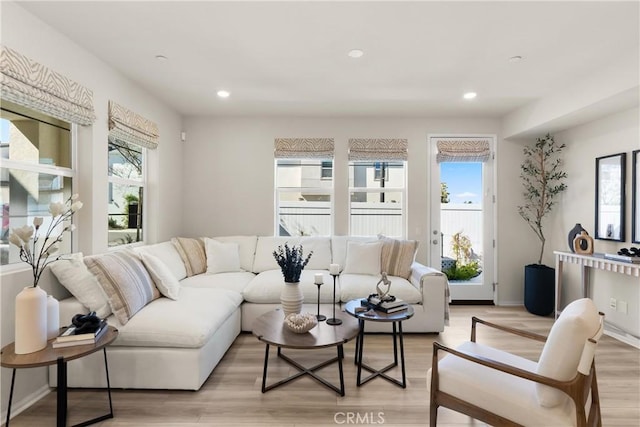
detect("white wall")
[182,115,500,261]
[554,108,639,337]
[1,2,183,418]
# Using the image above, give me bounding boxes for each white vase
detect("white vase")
[47,295,60,340]
[15,286,48,354]
[280,282,304,317]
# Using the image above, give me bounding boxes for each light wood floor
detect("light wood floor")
[6,305,640,426]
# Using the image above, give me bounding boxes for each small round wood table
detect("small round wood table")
[252,309,358,396]
[1,326,118,427]
[344,299,414,388]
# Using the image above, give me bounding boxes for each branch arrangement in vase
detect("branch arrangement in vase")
[8,194,83,286]
[273,243,313,283]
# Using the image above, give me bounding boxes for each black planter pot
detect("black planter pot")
[524,264,555,316]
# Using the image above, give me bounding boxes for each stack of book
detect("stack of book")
[53,319,108,348]
[362,296,409,313]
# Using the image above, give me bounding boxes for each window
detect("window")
[276,159,333,236]
[348,138,408,237]
[106,100,157,248]
[349,160,406,237]
[108,139,144,247]
[1,102,75,265]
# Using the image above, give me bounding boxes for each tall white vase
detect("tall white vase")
[47,295,60,340]
[280,282,303,317]
[15,286,48,354]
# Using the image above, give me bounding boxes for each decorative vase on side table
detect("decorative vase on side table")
[281,282,304,317]
[14,286,48,354]
[7,194,84,354]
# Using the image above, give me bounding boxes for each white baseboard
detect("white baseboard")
[604,325,640,349]
[0,384,51,423]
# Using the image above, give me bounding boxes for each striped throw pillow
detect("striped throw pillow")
[379,236,418,280]
[171,237,207,276]
[84,250,160,325]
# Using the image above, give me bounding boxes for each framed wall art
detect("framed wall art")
[595,152,626,241]
[633,150,639,244]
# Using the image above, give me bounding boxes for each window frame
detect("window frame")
[107,139,147,248]
[348,160,407,238]
[1,104,77,268]
[274,158,334,236]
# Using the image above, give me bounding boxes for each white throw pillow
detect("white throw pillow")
[205,238,242,274]
[48,252,112,318]
[342,241,383,275]
[140,252,181,300]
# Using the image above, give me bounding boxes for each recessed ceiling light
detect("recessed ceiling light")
[463,92,477,100]
[217,90,230,98]
[155,54,168,61]
[508,55,523,63]
[348,49,364,59]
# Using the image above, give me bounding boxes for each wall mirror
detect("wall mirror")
[595,152,626,241]
[633,150,639,244]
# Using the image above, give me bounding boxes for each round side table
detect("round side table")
[1,326,118,427]
[344,299,414,388]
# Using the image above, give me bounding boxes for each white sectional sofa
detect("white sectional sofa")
[48,235,449,391]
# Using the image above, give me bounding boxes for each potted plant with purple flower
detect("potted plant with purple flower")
[273,243,313,316]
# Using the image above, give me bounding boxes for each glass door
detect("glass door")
[428,136,496,302]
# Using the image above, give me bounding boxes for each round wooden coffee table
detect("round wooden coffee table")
[252,309,358,396]
[1,326,118,427]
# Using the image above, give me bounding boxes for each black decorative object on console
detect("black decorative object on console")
[568,223,587,252]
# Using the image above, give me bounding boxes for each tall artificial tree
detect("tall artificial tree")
[518,134,568,265]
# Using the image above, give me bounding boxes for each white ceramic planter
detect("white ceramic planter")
[47,295,60,340]
[15,286,48,354]
[280,282,303,317]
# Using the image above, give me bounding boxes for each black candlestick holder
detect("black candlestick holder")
[315,281,326,321]
[326,273,342,326]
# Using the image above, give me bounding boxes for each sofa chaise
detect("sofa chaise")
[48,235,450,391]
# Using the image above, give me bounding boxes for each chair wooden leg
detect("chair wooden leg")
[430,399,438,426]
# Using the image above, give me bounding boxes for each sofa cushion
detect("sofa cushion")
[379,236,418,280]
[299,236,332,270]
[343,241,383,275]
[49,252,112,318]
[252,236,301,273]
[134,241,187,281]
[139,252,181,300]
[331,236,377,272]
[180,271,256,294]
[172,237,207,277]
[209,235,257,271]
[339,273,422,304]
[84,250,160,325]
[536,298,600,407]
[204,238,242,274]
[243,269,338,304]
[110,287,243,348]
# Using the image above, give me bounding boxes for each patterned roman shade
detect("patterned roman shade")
[348,138,408,161]
[274,138,334,159]
[436,138,491,163]
[108,100,159,150]
[0,45,96,125]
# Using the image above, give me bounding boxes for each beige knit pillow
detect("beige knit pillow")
[379,236,418,280]
[84,250,160,325]
[171,237,207,276]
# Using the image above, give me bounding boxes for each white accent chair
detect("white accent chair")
[429,298,604,426]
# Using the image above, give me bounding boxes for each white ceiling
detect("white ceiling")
[17,1,640,118]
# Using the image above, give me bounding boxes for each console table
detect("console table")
[554,251,640,319]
